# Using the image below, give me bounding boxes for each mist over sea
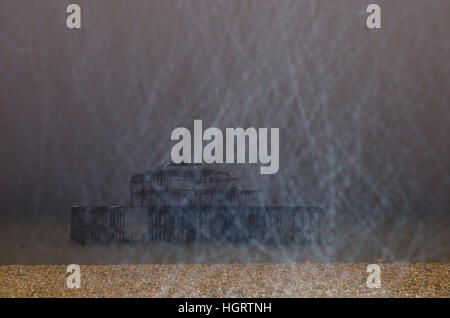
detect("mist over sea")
[0,0,449,264]
[1,209,448,264]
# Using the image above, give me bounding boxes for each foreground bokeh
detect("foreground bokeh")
[0,264,447,297]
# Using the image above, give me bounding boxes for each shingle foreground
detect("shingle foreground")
[0,264,448,297]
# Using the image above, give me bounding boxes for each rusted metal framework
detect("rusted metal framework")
[71,205,322,245]
[130,163,259,207]
[70,206,126,245]
[147,206,322,244]
[71,163,323,245]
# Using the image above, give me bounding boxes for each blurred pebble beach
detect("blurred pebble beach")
[0,263,448,298]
